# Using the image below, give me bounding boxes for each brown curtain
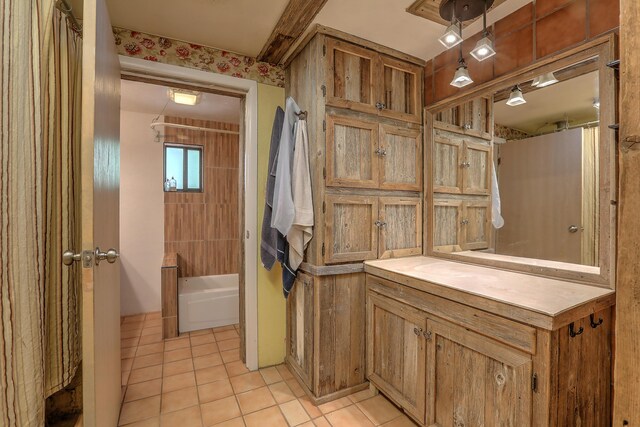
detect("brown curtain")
[0,1,82,425]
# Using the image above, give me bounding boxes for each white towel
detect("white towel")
[287,121,314,270]
[492,163,504,229]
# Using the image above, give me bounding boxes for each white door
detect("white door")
[80,0,121,424]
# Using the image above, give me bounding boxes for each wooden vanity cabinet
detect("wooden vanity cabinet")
[286,272,314,390]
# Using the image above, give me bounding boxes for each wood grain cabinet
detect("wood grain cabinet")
[433,199,490,251]
[286,272,314,390]
[433,136,490,195]
[326,114,421,191]
[326,38,423,124]
[433,96,492,140]
[325,195,422,264]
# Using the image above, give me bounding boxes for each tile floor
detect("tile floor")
[120,312,418,427]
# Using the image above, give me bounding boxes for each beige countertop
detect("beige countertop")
[364,256,615,330]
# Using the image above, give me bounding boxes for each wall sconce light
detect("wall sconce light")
[506,85,526,106]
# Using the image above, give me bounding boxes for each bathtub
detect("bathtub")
[178,274,239,333]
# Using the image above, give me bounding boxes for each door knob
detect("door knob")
[62,250,82,266]
[95,247,119,265]
[568,225,579,233]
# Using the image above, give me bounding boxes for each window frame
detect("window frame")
[163,143,204,193]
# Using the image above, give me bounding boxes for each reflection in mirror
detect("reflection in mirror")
[431,57,601,268]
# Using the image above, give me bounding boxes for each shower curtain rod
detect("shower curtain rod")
[150,121,240,135]
[56,0,82,33]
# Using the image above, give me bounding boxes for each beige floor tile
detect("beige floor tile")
[380,415,419,426]
[122,329,142,339]
[230,372,266,394]
[193,353,224,370]
[142,326,163,336]
[164,337,190,351]
[124,314,146,323]
[275,365,293,380]
[192,343,219,357]
[225,361,250,378]
[211,417,245,427]
[136,342,164,357]
[195,365,229,385]
[348,388,378,403]
[236,386,276,415]
[312,416,331,427]
[122,321,145,331]
[163,358,194,377]
[324,405,374,427]
[191,334,216,346]
[162,371,197,393]
[164,347,193,363]
[243,406,287,427]
[279,399,311,426]
[144,318,162,328]
[119,417,160,427]
[285,378,306,398]
[214,330,239,342]
[139,334,163,345]
[298,396,322,419]
[161,386,199,414]
[160,404,202,427]
[357,395,403,425]
[145,312,162,320]
[122,347,137,359]
[258,367,283,385]
[190,328,214,336]
[318,396,352,415]
[129,365,163,385]
[220,349,240,363]
[132,353,164,370]
[122,358,134,372]
[119,395,161,425]
[122,337,140,349]
[124,379,162,402]
[201,396,242,426]
[212,325,235,333]
[297,422,314,427]
[268,381,296,404]
[198,378,234,404]
[217,338,240,352]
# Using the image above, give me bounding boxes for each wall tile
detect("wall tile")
[425,72,434,106]
[433,63,460,102]
[206,203,240,241]
[205,240,240,276]
[165,241,207,278]
[494,25,534,76]
[164,203,205,242]
[494,3,534,35]
[588,0,620,37]
[206,134,240,169]
[536,0,574,18]
[205,167,239,205]
[536,0,587,59]
[434,45,459,71]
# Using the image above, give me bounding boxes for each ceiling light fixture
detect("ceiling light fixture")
[450,46,473,88]
[470,1,496,61]
[531,72,559,88]
[506,85,526,106]
[168,88,201,106]
[439,21,464,49]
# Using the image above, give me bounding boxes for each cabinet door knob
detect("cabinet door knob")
[423,330,432,341]
[413,327,422,336]
[460,219,469,225]
[376,102,386,110]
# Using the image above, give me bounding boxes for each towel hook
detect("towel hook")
[589,313,603,329]
[295,110,307,120]
[569,322,584,338]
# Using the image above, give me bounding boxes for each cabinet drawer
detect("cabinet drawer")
[366,275,537,355]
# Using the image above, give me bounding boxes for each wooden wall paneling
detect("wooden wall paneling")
[433,199,463,252]
[325,38,379,115]
[378,55,423,124]
[325,114,379,188]
[433,136,463,194]
[324,195,379,263]
[378,197,422,259]
[379,124,422,191]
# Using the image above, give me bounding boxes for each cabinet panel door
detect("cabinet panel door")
[463,141,491,195]
[286,272,314,389]
[379,55,422,124]
[326,38,379,115]
[380,124,422,191]
[379,197,422,259]
[433,199,462,252]
[326,114,379,188]
[462,97,492,140]
[426,319,532,427]
[462,202,490,251]
[367,292,427,424]
[325,195,378,263]
[433,137,463,194]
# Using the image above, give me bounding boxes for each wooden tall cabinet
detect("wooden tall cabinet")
[285,27,424,403]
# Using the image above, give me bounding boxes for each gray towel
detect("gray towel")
[260,107,285,270]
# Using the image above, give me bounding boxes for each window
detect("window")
[164,144,203,192]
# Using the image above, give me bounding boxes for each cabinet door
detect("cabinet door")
[380,124,422,191]
[462,97,492,140]
[462,202,490,251]
[379,197,422,259]
[425,319,532,427]
[326,114,379,188]
[367,292,427,424]
[463,141,491,195]
[433,136,463,194]
[325,195,378,263]
[326,38,379,115]
[433,199,462,252]
[379,55,422,124]
[286,272,314,389]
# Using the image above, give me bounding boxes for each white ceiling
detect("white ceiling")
[493,71,600,135]
[120,79,241,123]
[69,0,533,61]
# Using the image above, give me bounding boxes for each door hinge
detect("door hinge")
[323,167,326,180]
[322,243,325,256]
[321,85,326,97]
[323,120,326,132]
[323,44,326,57]
[322,200,326,213]
[532,373,538,392]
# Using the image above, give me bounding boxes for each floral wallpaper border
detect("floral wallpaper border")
[113,27,285,88]
[494,123,529,141]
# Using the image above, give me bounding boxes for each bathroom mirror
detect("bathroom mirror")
[426,36,616,286]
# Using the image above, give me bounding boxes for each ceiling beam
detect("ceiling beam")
[258,0,328,64]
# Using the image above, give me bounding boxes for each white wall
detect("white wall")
[120,111,164,315]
